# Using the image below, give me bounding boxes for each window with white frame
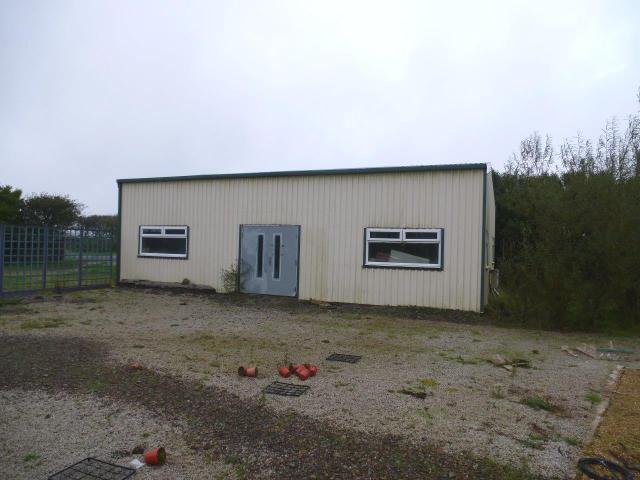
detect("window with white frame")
[139,226,188,258]
[364,228,443,269]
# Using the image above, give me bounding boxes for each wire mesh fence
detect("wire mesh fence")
[0,224,114,296]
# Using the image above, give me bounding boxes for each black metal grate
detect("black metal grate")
[48,457,136,480]
[263,381,310,397]
[326,353,362,363]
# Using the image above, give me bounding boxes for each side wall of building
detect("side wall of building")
[483,170,496,308]
[120,169,485,311]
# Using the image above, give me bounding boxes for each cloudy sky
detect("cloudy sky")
[1,1,639,214]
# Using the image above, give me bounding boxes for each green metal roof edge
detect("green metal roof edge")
[117,163,487,184]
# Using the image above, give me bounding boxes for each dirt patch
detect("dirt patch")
[0,334,536,479]
[120,280,482,324]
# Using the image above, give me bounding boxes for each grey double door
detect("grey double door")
[239,225,299,297]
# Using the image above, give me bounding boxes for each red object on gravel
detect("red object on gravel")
[305,364,318,376]
[278,366,291,378]
[290,363,303,373]
[144,447,166,465]
[238,366,258,377]
[296,366,311,381]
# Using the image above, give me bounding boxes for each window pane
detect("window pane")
[368,242,439,265]
[273,235,281,279]
[257,235,264,278]
[164,228,186,235]
[141,237,187,255]
[142,228,162,235]
[405,231,438,240]
[369,230,400,239]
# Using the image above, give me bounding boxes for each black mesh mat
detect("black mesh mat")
[326,353,362,363]
[263,381,310,397]
[48,457,136,480]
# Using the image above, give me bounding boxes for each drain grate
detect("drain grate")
[326,353,362,364]
[263,381,310,397]
[48,457,135,480]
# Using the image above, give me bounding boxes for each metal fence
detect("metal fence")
[0,224,114,296]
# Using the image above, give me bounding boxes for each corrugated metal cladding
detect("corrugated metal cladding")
[120,168,488,311]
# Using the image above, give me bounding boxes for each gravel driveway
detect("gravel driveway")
[1,286,638,479]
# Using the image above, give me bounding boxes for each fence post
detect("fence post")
[0,224,5,294]
[42,227,49,290]
[108,231,114,285]
[78,228,83,288]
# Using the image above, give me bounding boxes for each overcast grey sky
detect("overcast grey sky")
[1,1,639,214]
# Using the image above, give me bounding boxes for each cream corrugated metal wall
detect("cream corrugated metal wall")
[120,169,486,311]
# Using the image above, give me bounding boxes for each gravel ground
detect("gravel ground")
[0,335,534,479]
[1,287,639,478]
[0,389,232,480]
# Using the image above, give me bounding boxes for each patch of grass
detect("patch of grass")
[68,291,100,303]
[20,317,65,330]
[522,395,554,412]
[475,457,536,480]
[414,407,433,421]
[85,379,108,393]
[0,297,34,314]
[399,378,438,399]
[235,464,247,480]
[23,453,39,462]
[0,297,25,306]
[419,378,438,388]
[528,433,546,442]
[320,313,451,339]
[329,434,347,448]
[187,333,281,356]
[273,412,296,431]
[448,354,481,365]
[518,438,544,450]
[563,436,581,447]
[585,392,602,405]
[491,385,506,399]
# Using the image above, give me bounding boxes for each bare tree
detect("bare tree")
[560,132,595,175]
[506,132,555,176]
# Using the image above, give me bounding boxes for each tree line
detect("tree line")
[2,89,639,332]
[491,88,640,332]
[0,187,116,232]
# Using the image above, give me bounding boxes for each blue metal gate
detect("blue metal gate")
[0,224,114,296]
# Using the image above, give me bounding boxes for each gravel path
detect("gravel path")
[0,389,232,480]
[1,287,639,478]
